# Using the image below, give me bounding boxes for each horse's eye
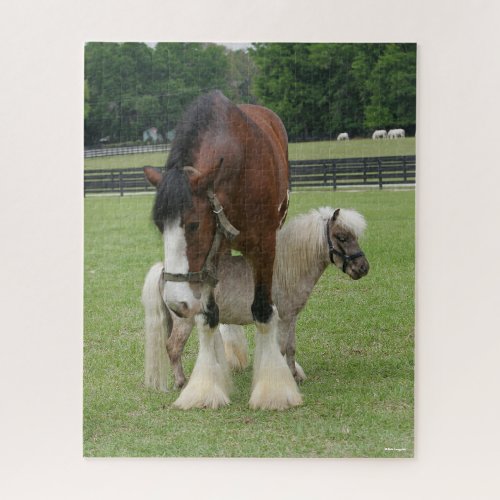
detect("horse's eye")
[336,235,348,243]
[186,222,199,232]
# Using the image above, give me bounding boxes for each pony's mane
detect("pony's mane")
[317,206,367,239]
[152,91,227,231]
[274,207,366,290]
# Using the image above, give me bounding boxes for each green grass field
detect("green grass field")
[84,137,416,171]
[84,188,414,457]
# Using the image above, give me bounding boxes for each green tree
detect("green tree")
[363,44,416,131]
[84,80,90,120]
[250,42,416,139]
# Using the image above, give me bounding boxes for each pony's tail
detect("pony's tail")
[142,262,170,393]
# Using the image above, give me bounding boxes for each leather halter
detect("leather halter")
[162,188,240,287]
[326,218,365,273]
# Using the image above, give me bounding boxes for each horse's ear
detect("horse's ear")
[143,166,163,188]
[332,208,340,223]
[183,166,204,192]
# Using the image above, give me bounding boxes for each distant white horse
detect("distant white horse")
[143,207,369,394]
[388,128,405,139]
[372,130,387,139]
[337,132,349,141]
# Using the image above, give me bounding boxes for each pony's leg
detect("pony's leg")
[173,292,231,409]
[142,263,170,393]
[285,318,306,383]
[277,317,305,383]
[219,324,248,370]
[250,306,302,410]
[167,315,195,389]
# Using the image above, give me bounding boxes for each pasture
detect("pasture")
[84,137,416,171]
[84,188,414,457]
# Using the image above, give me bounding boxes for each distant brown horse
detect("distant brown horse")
[143,91,300,409]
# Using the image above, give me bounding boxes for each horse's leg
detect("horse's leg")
[248,257,302,410]
[173,291,231,409]
[219,324,248,370]
[142,263,170,393]
[167,315,195,389]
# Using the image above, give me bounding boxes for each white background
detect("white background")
[1,0,499,498]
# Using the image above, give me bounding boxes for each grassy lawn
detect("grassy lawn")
[84,137,416,171]
[84,188,414,457]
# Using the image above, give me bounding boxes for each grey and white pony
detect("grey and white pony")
[143,207,369,394]
[388,128,405,139]
[372,129,387,139]
[337,132,349,141]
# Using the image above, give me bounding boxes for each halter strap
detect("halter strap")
[326,218,365,273]
[162,188,239,287]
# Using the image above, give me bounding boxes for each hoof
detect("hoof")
[249,363,302,410]
[174,377,187,389]
[249,381,302,410]
[173,383,230,409]
[294,361,306,383]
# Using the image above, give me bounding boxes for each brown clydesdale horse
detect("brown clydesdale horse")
[143,91,301,409]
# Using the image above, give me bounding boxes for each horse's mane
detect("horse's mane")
[274,207,366,290]
[152,91,227,231]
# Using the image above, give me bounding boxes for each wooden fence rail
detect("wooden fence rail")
[84,155,415,196]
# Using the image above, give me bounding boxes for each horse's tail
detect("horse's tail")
[142,262,171,392]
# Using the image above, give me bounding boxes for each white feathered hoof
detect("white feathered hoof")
[173,381,230,410]
[249,364,302,410]
[250,343,302,409]
[173,325,232,409]
[250,307,302,410]
[172,360,231,409]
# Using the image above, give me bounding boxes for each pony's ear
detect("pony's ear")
[331,208,340,223]
[143,166,163,188]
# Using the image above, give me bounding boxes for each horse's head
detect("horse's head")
[327,208,369,280]
[145,166,218,318]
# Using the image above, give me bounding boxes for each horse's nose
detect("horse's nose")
[167,301,189,318]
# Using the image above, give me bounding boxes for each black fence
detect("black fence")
[290,155,415,190]
[84,155,415,196]
[84,144,170,158]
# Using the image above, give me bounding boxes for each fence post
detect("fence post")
[403,156,407,183]
[332,160,337,190]
[378,159,383,189]
[363,157,367,185]
[119,170,124,196]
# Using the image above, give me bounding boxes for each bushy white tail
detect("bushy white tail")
[142,263,170,392]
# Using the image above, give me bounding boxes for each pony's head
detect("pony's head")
[145,165,218,319]
[322,207,369,280]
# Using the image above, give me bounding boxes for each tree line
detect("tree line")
[84,42,416,146]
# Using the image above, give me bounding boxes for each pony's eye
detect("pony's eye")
[186,222,200,232]
[336,235,347,243]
